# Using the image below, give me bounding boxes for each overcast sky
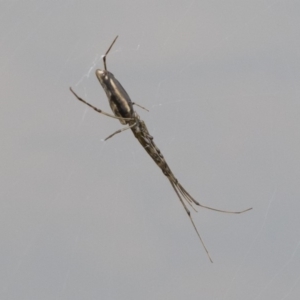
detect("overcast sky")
[1,1,300,299]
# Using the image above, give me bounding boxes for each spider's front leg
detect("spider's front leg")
[69,87,133,122]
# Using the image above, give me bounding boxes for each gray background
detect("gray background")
[1,1,300,299]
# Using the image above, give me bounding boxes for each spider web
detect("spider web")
[1,0,300,299]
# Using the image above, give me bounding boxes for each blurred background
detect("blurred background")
[1,1,300,299]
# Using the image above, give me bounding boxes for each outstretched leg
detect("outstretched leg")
[169,180,213,263]
[70,87,133,122]
[105,122,137,141]
[175,181,252,214]
[102,36,119,71]
[132,102,149,112]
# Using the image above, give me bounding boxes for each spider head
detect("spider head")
[96,69,108,82]
[96,69,112,88]
[96,69,116,99]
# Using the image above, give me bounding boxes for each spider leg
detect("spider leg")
[176,182,252,214]
[105,122,138,141]
[169,180,213,263]
[132,102,149,112]
[70,87,133,122]
[103,36,118,71]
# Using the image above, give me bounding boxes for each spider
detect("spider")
[70,36,252,262]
